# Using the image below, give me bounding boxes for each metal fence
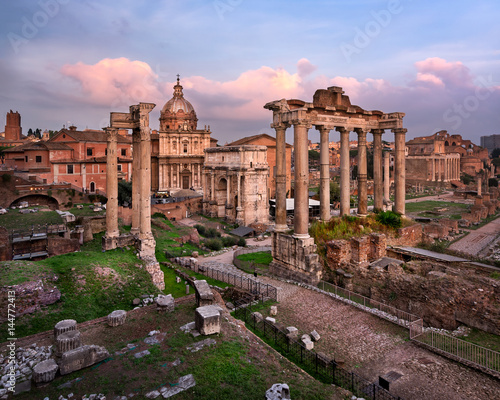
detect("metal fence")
[411,324,500,375]
[318,281,420,327]
[176,258,278,301]
[234,301,402,400]
[320,281,500,376]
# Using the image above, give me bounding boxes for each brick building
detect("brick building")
[4,126,132,193]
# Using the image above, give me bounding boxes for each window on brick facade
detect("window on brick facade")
[36,156,42,163]
[25,156,28,162]
[121,149,126,156]
[67,165,74,174]
[87,148,93,156]
[117,164,122,172]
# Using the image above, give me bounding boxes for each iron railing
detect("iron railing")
[234,301,403,400]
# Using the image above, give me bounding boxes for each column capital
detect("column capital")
[336,126,351,134]
[392,128,407,135]
[271,122,291,130]
[315,125,331,133]
[105,127,118,142]
[292,120,312,129]
[354,128,367,137]
[371,129,384,135]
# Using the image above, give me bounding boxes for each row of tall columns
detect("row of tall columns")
[428,156,460,182]
[273,123,406,237]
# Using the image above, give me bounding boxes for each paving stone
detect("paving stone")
[134,350,150,359]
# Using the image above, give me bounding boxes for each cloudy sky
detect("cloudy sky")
[1,0,499,145]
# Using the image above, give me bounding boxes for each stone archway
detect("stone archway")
[216,178,227,217]
[9,194,59,210]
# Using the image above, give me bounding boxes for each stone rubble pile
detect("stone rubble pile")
[265,383,291,400]
[0,343,53,395]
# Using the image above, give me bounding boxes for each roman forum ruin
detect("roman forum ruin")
[265,86,406,284]
[102,102,165,290]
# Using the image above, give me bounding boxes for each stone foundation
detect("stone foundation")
[59,345,110,375]
[269,232,323,285]
[195,305,221,335]
[143,258,165,291]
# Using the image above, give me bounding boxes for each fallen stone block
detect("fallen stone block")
[56,330,82,357]
[193,280,214,307]
[160,374,196,398]
[195,305,220,335]
[54,319,77,339]
[310,330,320,342]
[134,350,151,359]
[266,383,291,400]
[270,305,278,316]
[265,317,276,324]
[186,338,216,352]
[59,345,109,375]
[32,359,58,385]
[286,327,298,335]
[156,294,175,312]
[301,337,314,350]
[251,312,263,321]
[107,310,127,327]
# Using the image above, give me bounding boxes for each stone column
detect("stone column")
[478,177,482,196]
[293,122,310,238]
[210,172,215,202]
[274,124,288,232]
[432,158,436,181]
[393,128,407,216]
[198,164,201,187]
[318,126,330,222]
[104,127,119,240]
[131,132,141,235]
[236,172,243,224]
[356,129,368,216]
[158,163,163,190]
[338,127,350,216]
[384,151,390,203]
[372,129,384,211]
[226,174,230,204]
[139,125,152,240]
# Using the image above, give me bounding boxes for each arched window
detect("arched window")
[90,182,95,193]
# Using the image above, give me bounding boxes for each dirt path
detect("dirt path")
[448,217,500,256]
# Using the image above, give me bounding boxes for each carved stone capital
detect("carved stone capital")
[105,127,118,142]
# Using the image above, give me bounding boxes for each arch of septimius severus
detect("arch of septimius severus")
[264,86,406,284]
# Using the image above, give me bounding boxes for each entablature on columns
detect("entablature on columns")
[264,88,405,132]
[110,102,156,130]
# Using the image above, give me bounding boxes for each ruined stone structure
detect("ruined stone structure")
[203,145,269,226]
[226,133,293,199]
[4,110,22,141]
[151,77,214,194]
[406,130,489,185]
[102,103,165,290]
[264,87,406,284]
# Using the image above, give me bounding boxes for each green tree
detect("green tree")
[27,128,34,136]
[329,181,340,203]
[118,180,132,205]
[491,148,500,158]
[308,150,320,161]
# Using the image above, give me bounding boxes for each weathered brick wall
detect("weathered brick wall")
[369,233,386,259]
[350,237,368,265]
[48,237,80,256]
[423,223,450,238]
[389,224,423,246]
[325,239,350,266]
[440,218,458,233]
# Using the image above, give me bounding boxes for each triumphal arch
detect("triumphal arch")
[264,86,406,284]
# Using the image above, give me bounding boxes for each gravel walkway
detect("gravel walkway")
[200,248,500,400]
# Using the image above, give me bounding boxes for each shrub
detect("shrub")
[66,201,73,208]
[2,173,11,182]
[205,238,223,251]
[488,178,498,187]
[237,237,247,247]
[47,190,52,197]
[152,212,166,219]
[206,227,221,238]
[221,236,238,247]
[194,224,206,236]
[376,211,402,228]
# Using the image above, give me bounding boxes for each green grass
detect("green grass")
[405,201,469,214]
[236,251,273,265]
[0,208,63,231]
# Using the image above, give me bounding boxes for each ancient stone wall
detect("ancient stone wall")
[48,237,80,256]
[389,224,423,246]
[349,262,500,335]
[151,197,203,222]
[0,227,11,262]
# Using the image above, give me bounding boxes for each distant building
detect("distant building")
[151,77,216,194]
[227,133,292,199]
[406,130,489,185]
[203,145,269,226]
[0,110,25,148]
[4,126,132,193]
[480,134,500,154]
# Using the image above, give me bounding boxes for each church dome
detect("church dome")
[160,76,198,131]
